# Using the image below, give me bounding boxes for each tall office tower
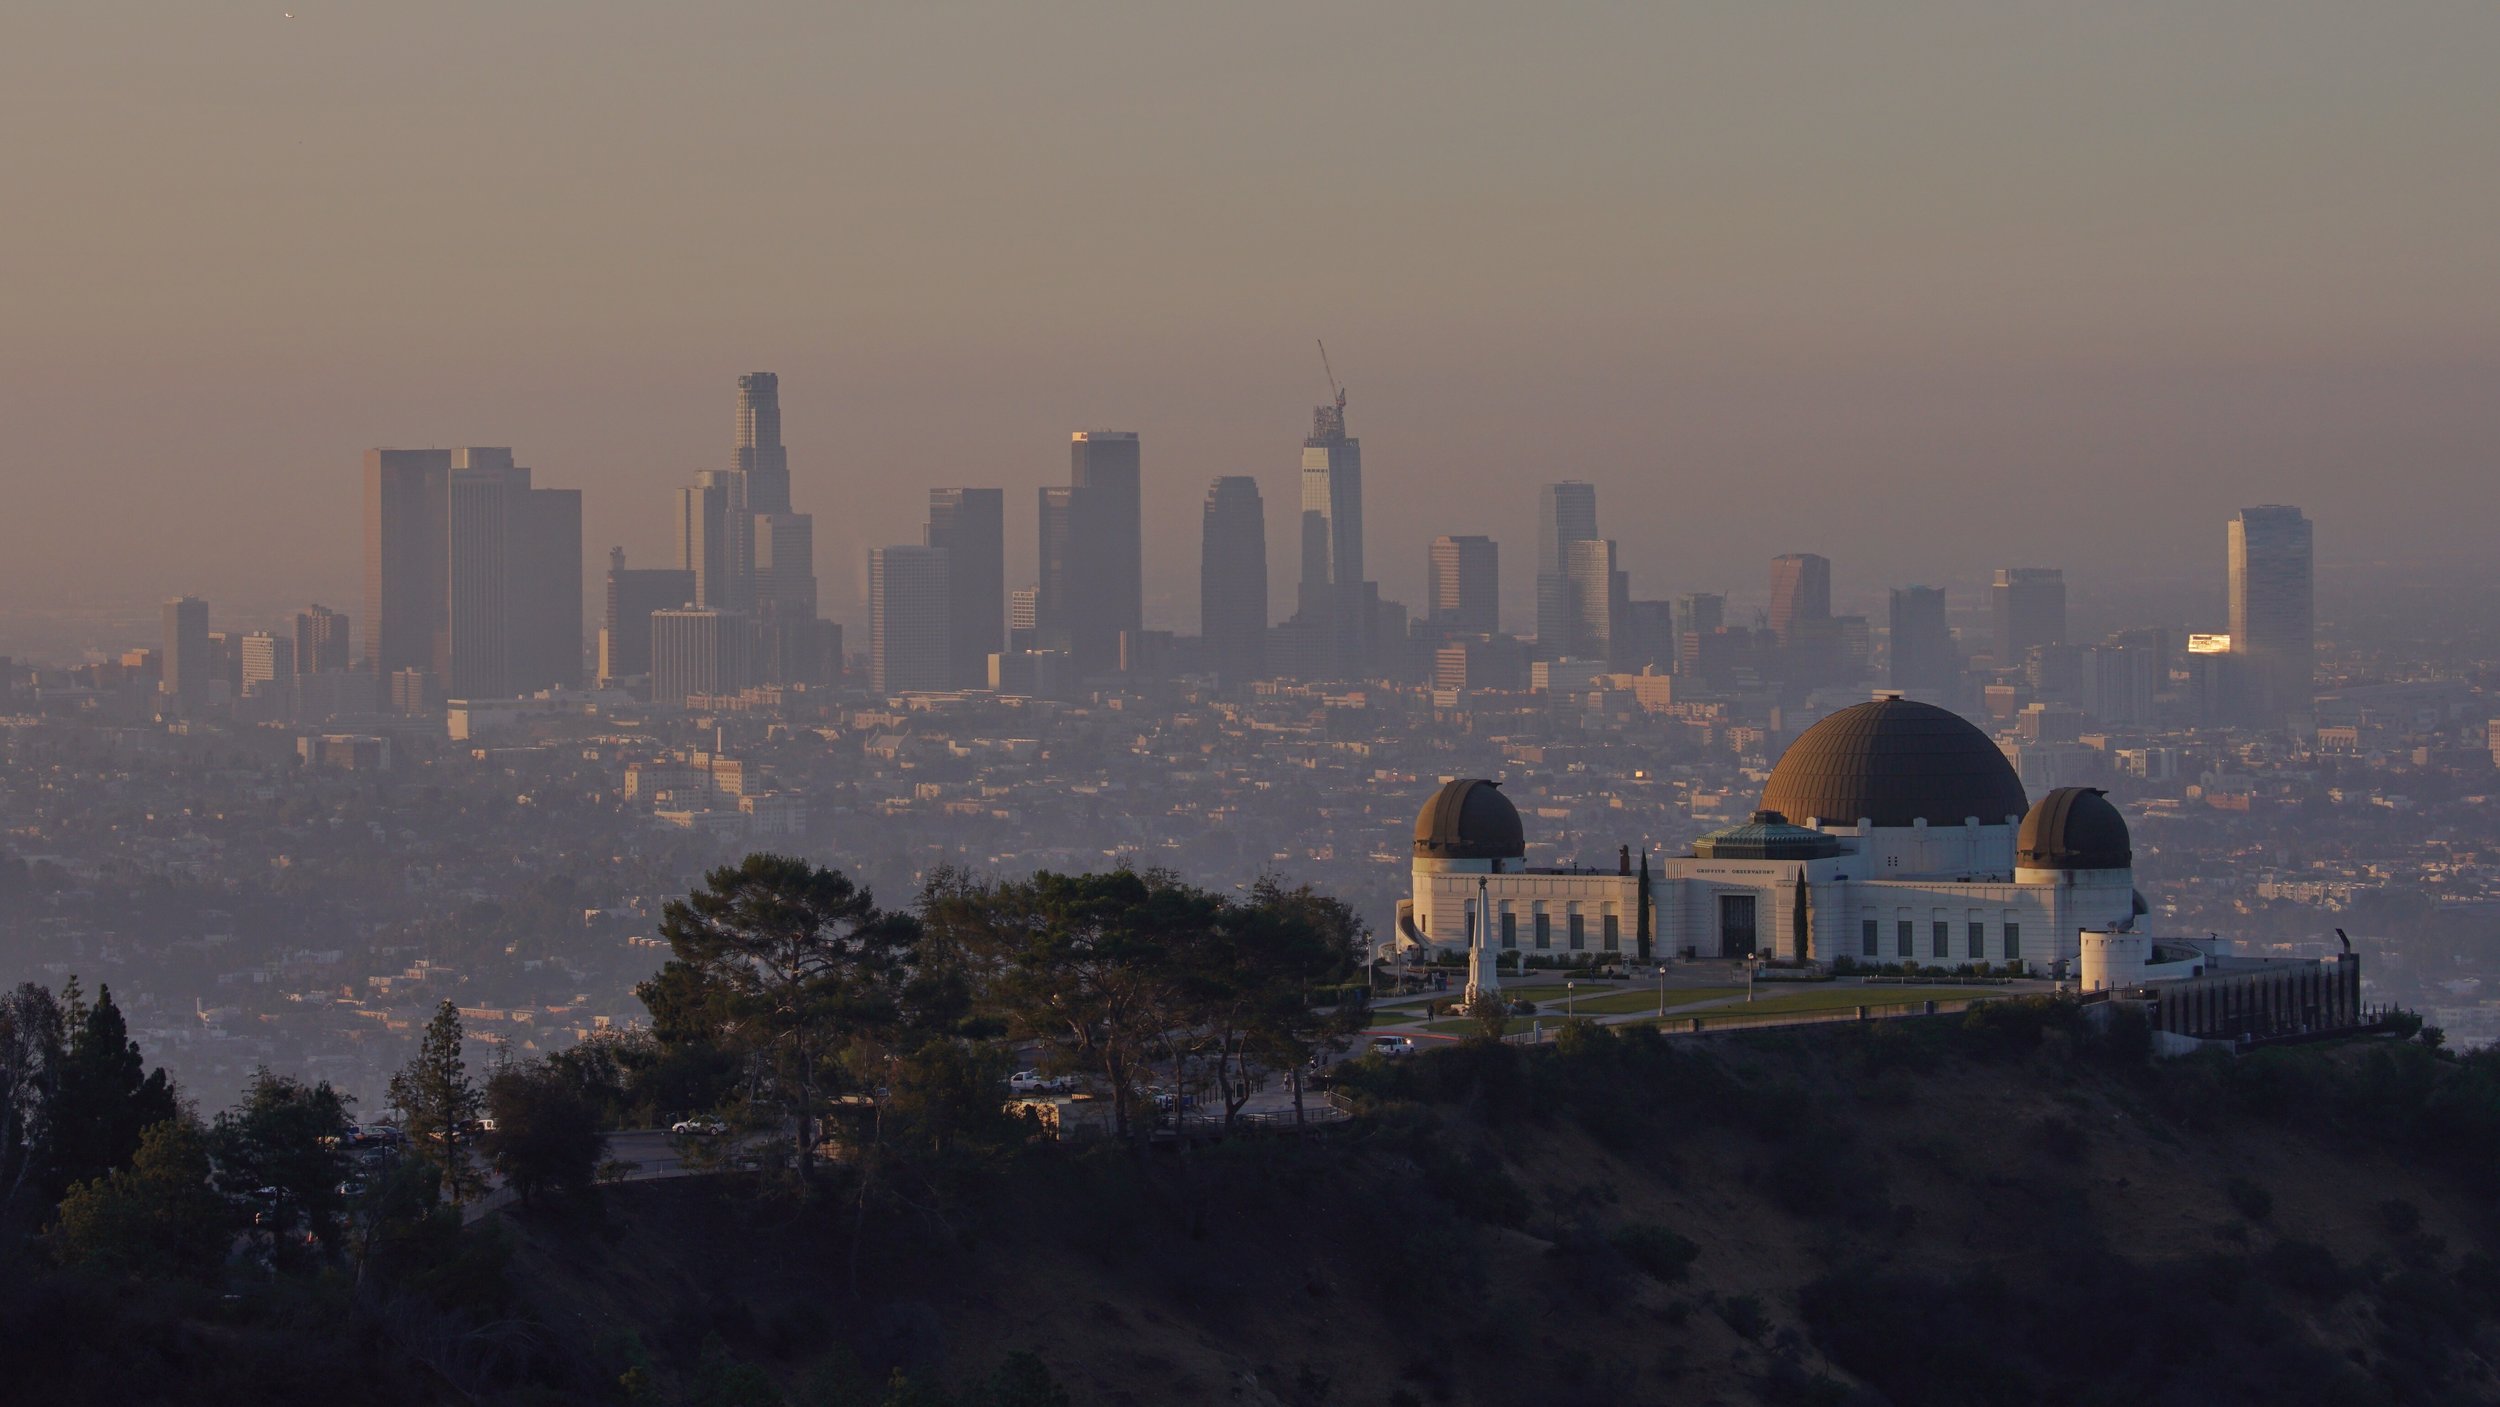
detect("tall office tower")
[161,595,210,707]
[649,608,749,708]
[715,374,817,684]
[599,548,697,689]
[1073,430,1143,670]
[927,488,1006,689]
[1534,482,1600,650]
[1616,599,1678,673]
[1008,585,1040,652]
[1991,567,2067,665]
[1034,433,1142,674]
[365,446,580,702]
[1428,535,1500,636]
[1199,476,1269,684]
[441,450,517,699]
[1887,586,1955,699]
[752,509,820,683]
[733,372,790,514]
[2082,642,2158,726]
[869,545,953,695]
[1035,485,1078,656]
[1767,553,1832,643]
[293,605,351,676]
[1562,538,1626,661]
[364,448,452,680]
[676,471,744,610]
[239,632,294,701]
[2228,506,2315,726]
[1297,393,1364,637]
[509,480,583,692]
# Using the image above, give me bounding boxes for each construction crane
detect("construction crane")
[1317,339,1346,420]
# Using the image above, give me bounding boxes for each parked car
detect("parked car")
[334,1180,366,1199]
[1368,1035,1417,1058]
[671,1117,729,1137]
[1008,1069,1072,1095]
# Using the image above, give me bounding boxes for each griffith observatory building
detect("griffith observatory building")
[1395,696,2146,975]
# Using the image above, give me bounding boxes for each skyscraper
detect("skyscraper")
[239,631,294,706]
[1991,568,2066,665]
[293,604,351,676]
[1535,482,1599,650]
[650,607,748,708]
[364,448,451,680]
[705,374,821,686]
[1428,535,1500,636]
[734,372,790,513]
[510,480,583,692]
[676,470,742,611]
[1279,380,1384,680]
[1299,397,1363,613]
[599,548,697,690]
[443,451,516,699]
[1563,538,1627,662]
[927,488,1006,689]
[1033,432,1142,675]
[869,545,953,695]
[162,595,209,709]
[1768,554,1832,643]
[1888,586,1955,699]
[2228,505,2315,726]
[1009,585,1040,652]
[1199,476,1268,684]
[363,446,581,703]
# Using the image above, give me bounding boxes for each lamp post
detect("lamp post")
[1657,961,1667,1020]
[1567,980,1577,1020]
[1747,953,1760,1003]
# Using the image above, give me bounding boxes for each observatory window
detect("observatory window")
[1861,919,1879,957]
[1968,922,1985,960]
[1534,910,1551,949]
[1602,913,1620,951]
[1896,920,1914,958]
[1501,911,1517,949]
[1932,921,1950,958]
[1567,911,1585,950]
[2003,922,2021,960]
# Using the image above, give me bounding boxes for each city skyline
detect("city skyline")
[7,7,2498,632]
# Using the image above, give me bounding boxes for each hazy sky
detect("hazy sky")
[4,2,2497,643]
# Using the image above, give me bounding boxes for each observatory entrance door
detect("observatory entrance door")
[1718,893,1758,957]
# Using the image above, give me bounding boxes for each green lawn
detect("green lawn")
[1423,1016,1540,1037]
[1559,985,1744,1016]
[1682,985,1996,1020]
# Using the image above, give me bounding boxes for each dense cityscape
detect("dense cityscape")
[4,364,2497,1117]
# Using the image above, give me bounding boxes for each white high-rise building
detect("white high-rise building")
[650,608,749,708]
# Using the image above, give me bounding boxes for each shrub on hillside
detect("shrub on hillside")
[1611,1224,1700,1282]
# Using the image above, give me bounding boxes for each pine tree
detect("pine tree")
[388,1000,484,1206]
[49,981,177,1195]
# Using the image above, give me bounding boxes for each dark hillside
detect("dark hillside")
[492,1007,2500,1406]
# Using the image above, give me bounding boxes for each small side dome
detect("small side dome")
[2017,787,2132,870]
[1414,778,1526,861]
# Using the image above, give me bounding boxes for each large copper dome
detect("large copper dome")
[1413,778,1525,861]
[1760,697,2028,828]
